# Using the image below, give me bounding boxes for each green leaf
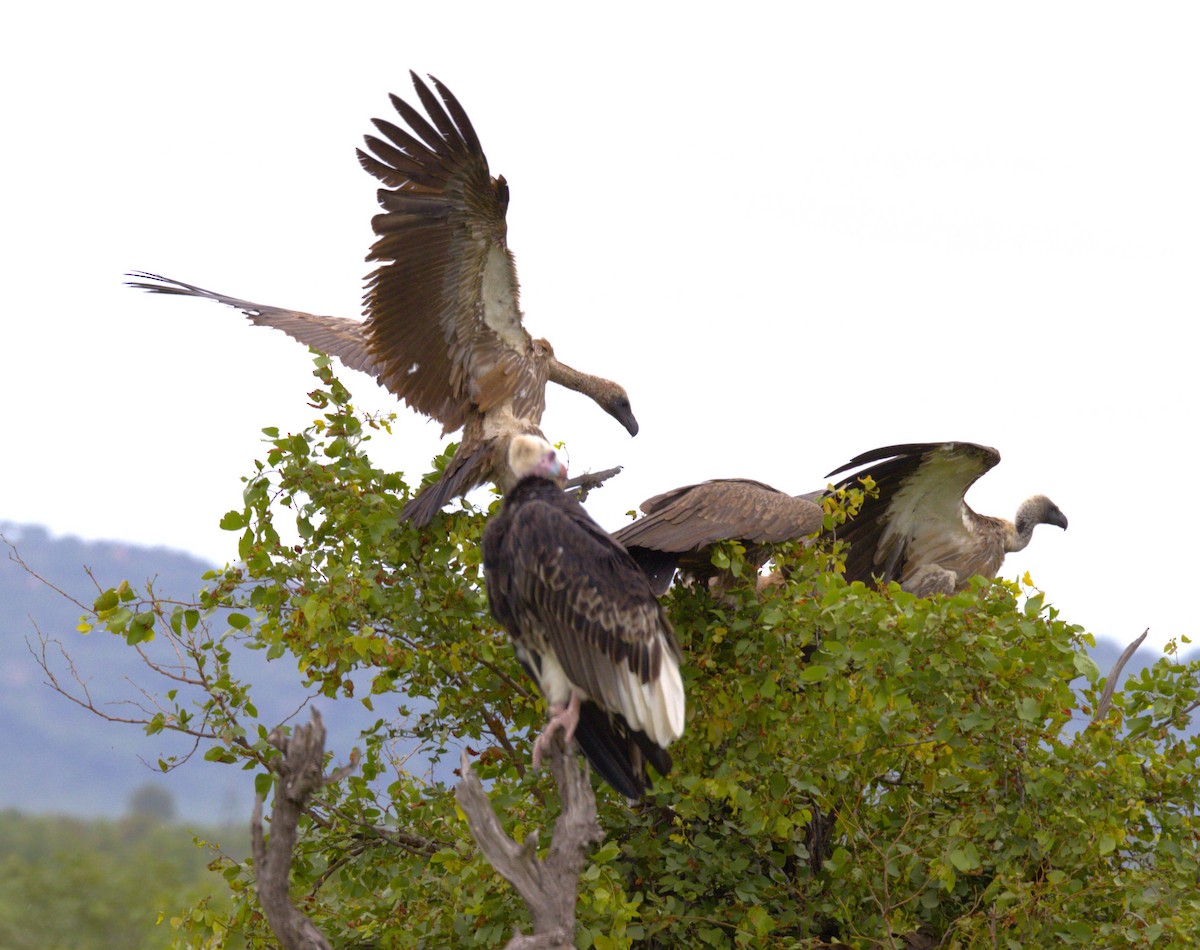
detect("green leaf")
[221,510,248,531]
[949,842,981,872]
[1073,651,1100,684]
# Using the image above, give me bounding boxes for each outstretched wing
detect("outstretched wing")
[358,72,543,434]
[825,442,1001,585]
[125,272,381,377]
[614,478,824,553]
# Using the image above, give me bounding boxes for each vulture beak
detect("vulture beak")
[1047,506,1069,530]
[539,450,568,488]
[608,395,639,437]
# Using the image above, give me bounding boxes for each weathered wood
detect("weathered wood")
[1092,629,1149,725]
[251,709,354,950]
[455,738,604,948]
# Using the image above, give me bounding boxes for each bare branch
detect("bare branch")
[564,466,622,502]
[1092,629,1149,726]
[455,738,603,949]
[252,708,355,950]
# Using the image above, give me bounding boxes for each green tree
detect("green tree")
[127,783,178,824]
[55,359,1200,947]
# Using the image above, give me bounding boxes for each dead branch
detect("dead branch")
[455,737,603,949]
[1092,629,1149,725]
[564,466,622,502]
[251,708,356,950]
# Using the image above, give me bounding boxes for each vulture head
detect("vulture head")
[602,384,639,438]
[1013,494,1068,544]
[507,434,568,488]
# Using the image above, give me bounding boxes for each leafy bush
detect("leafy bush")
[68,361,1200,947]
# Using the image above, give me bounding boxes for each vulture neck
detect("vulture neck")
[548,358,616,400]
[1007,500,1042,553]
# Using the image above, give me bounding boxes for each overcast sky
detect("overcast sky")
[5,3,1197,653]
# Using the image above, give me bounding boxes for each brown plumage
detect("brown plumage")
[823,442,1068,596]
[128,72,637,524]
[612,479,826,596]
[482,436,685,799]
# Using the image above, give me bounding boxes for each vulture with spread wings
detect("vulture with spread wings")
[129,72,637,524]
[823,442,1067,596]
[482,436,685,799]
[612,479,825,596]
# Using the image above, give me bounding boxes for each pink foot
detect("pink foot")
[532,691,581,769]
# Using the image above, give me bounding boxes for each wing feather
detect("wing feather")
[614,479,823,553]
[125,272,382,377]
[826,442,1001,586]
[359,74,536,436]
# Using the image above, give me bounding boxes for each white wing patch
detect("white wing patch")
[481,244,526,348]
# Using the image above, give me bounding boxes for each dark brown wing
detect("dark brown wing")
[359,73,543,434]
[825,442,1001,585]
[125,272,382,377]
[613,479,824,553]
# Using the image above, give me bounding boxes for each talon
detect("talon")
[531,692,582,769]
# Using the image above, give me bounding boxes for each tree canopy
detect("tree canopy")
[57,360,1200,948]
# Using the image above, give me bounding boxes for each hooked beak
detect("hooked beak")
[538,451,568,488]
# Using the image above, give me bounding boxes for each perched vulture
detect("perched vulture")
[482,435,685,799]
[612,479,826,596]
[823,442,1068,596]
[128,71,637,524]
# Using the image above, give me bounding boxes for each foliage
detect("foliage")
[0,810,238,950]
[64,360,1200,948]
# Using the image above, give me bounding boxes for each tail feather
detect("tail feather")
[573,700,671,800]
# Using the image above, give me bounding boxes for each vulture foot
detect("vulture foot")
[532,691,581,770]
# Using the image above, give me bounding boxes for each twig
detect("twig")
[454,737,603,948]
[564,466,622,502]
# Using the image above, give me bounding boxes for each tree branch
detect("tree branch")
[455,737,604,948]
[1092,629,1149,725]
[251,708,355,950]
[564,466,622,502]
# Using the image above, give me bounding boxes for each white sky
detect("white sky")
[4,4,1197,653]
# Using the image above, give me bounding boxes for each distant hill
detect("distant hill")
[0,524,398,824]
[2,523,1194,822]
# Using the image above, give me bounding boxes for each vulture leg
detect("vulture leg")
[532,690,582,770]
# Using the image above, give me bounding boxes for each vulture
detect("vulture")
[128,71,637,524]
[482,435,685,799]
[823,442,1068,596]
[612,479,826,596]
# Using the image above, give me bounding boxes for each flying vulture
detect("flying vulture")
[612,479,826,596]
[128,71,637,524]
[823,442,1068,596]
[482,435,685,799]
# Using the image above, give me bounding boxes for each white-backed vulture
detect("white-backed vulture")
[823,442,1068,596]
[128,72,637,524]
[612,479,826,596]
[482,435,685,799]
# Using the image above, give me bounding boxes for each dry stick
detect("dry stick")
[455,737,604,949]
[564,466,622,502]
[1092,628,1149,725]
[251,709,355,950]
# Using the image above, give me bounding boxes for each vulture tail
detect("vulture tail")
[399,443,489,527]
[573,701,670,800]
